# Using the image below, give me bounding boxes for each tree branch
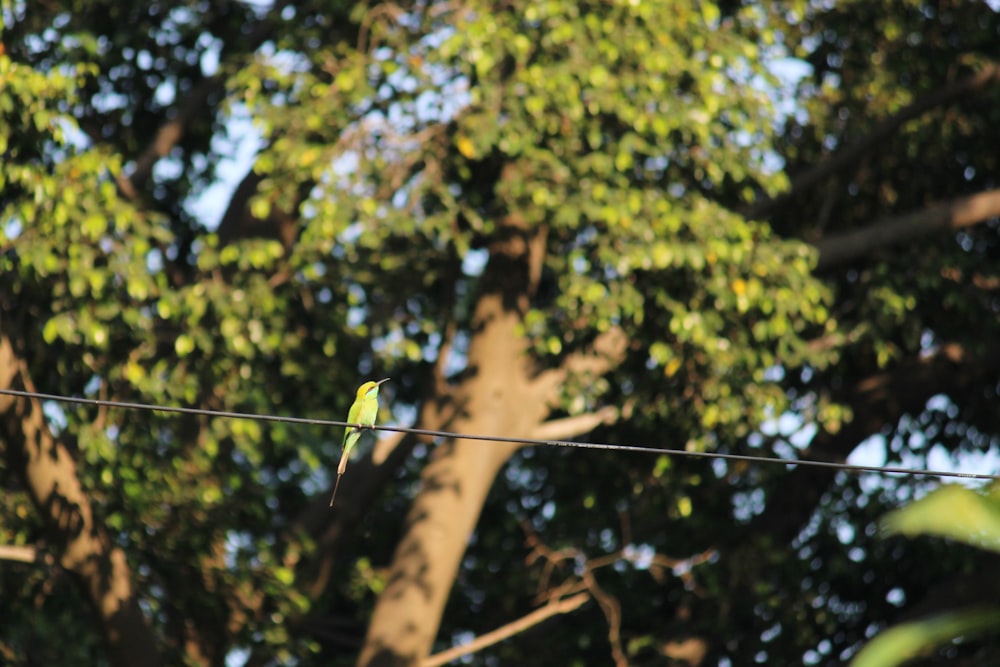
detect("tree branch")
[300,432,419,600]
[117,0,293,200]
[747,63,1000,221]
[420,593,590,667]
[815,188,1000,272]
[0,333,163,667]
[215,168,307,251]
[0,544,49,564]
[117,75,222,199]
[531,407,619,441]
[239,385,459,667]
[530,327,628,405]
[750,342,1000,544]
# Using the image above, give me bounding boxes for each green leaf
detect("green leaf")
[175,334,196,357]
[882,485,1000,552]
[851,608,1000,667]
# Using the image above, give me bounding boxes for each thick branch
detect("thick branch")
[815,188,1000,272]
[530,327,628,406]
[0,334,163,667]
[301,433,419,599]
[421,593,589,667]
[118,1,292,199]
[747,63,1000,221]
[118,75,222,199]
[215,169,305,251]
[562,327,628,377]
[0,544,47,564]
[750,343,1000,544]
[531,407,619,441]
[240,386,456,667]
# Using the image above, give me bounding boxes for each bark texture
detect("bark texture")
[357,213,547,666]
[0,333,163,667]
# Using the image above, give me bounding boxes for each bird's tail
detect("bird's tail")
[329,474,343,507]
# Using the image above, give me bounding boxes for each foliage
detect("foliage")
[852,485,1000,667]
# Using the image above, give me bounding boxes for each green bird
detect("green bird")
[330,378,389,507]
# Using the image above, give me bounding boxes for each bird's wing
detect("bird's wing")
[344,400,364,444]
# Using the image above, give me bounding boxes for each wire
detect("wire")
[0,387,996,481]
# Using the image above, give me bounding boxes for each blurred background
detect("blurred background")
[2,1,1000,665]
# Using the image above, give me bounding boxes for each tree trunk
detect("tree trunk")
[0,333,164,667]
[357,216,549,666]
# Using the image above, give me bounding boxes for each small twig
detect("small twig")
[520,519,719,667]
[581,568,627,667]
[421,593,590,667]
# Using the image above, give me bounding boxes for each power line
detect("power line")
[0,387,996,481]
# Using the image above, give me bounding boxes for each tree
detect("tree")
[2,1,1000,666]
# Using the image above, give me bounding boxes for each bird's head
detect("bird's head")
[356,378,390,400]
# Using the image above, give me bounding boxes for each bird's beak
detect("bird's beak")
[376,378,390,386]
